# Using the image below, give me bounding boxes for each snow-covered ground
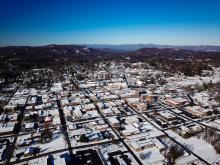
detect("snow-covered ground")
[99,143,139,165]
[16,151,68,165]
[203,119,220,130]
[166,130,220,164]
[0,122,15,133]
[69,129,117,147]
[166,67,220,88]
[12,133,67,162]
[192,92,218,108]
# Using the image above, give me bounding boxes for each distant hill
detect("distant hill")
[1,44,220,82]
[0,44,104,56]
[0,44,110,72]
[84,44,220,52]
[0,44,220,74]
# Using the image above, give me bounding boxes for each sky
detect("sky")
[0,0,220,46]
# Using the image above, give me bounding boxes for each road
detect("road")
[128,103,211,165]
[56,97,73,155]
[5,95,30,164]
[74,66,213,164]
[80,90,143,164]
[156,101,220,132]
[10,140,121,164]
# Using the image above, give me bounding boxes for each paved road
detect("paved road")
[10,140,121,164]
[128,104,211,165]
[157,101,220,132]
[56,97,73,155]
[5,95,30,164]
[95,105,143,165]
[75,68,144,165]
[53,66,213,164]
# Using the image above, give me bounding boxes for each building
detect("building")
[108,117,120,127]
[165,98,189,107]
[157,111,176,121]
[184,106,210,117]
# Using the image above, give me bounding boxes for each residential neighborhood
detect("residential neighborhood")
[0,60,219,165]
[1,0,220,164]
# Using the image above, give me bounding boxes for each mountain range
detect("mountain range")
[84,44,220,52]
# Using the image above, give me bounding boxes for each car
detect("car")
[24,147,41,157]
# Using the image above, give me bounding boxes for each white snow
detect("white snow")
[166,130,220,164]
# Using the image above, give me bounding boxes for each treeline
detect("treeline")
[0,45,220,82]
[0,45,107,82]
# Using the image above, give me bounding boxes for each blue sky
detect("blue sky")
[0,0,220,46]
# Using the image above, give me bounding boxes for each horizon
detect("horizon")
[1,0,220,46]
[1,43,220,48]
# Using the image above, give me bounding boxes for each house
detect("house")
[102,108,114,116]
[165,99,181,107]
[157,111,176,121]
[130,138,155,151]
[35,105,43,111]
[87,132,102,142]
[111,107,121,115]
[140,95,155,103]
[63,106,73,116]
[50,83,63,93]
[139,147,166,165]
[135,103,147,112]
[97,102,105,110]
[120,90,139,99]
[68,124,75,131]
[82,110,99,119]
[108,117,120,127]
[140,94,149,101]
[95,124,108,131]
[125,116,139,124]
[81,103,96,112]
[88,121,98,127]
[72,109,83,119]
[71,98,81,105]
[107,82,128,89]
[81,99,90,104]
[180,126,190,134]
[154,138,166,152]
[184,106,209,117]
[126,98,140,106]
[61,99,70,107]
[25,123,35,131]
[73,92,85,98]
[114,100,125,106]
[122,124,139,136]
[27,96,37,105]
[165,98,189,107]
[103,94,119,101]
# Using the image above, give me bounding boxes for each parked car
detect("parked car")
[24,147,41,157]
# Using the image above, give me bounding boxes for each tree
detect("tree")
[79,134,89,143]
[207,111,213,116]
[167,144,184,163]
[214,142,220,154]
[0,106,3,115]
[203,82,209,90]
